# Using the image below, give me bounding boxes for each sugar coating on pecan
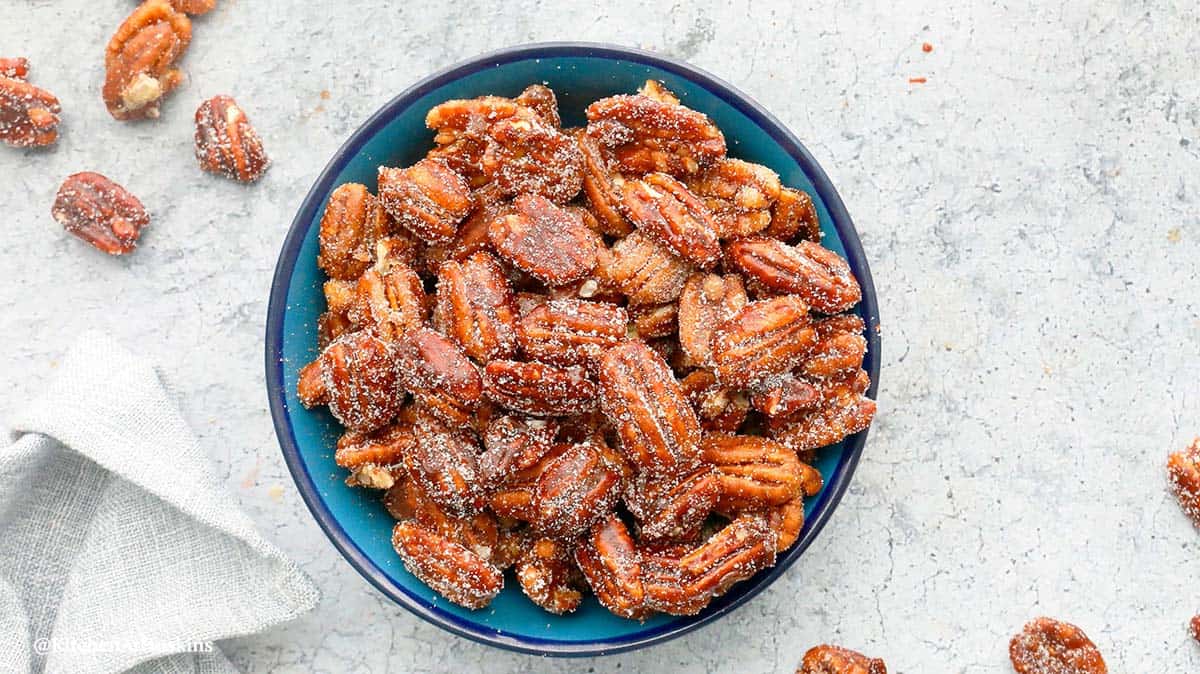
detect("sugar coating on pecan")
[103,0,191,120]
[0,62,61,147]
[52,172,150,255]
[194,95,270,182]
[1168,438,1200,528]
[1009,617,1107,674]
[799,644,889,674]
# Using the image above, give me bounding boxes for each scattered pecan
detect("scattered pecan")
[103,0,191,120]
[517,299,629,369]
[533,442,622,538]
[317,183,391,280]
[798,645,888,674]
[574,515,646,619]
[169,0,217,14]
[710,295,818,388]
[769,370,876,452]
[488,194,601,286]
[596,230,693,306]
[576,129,633,236]
[625,466,720,543]
[482,360,597,416]
[434,252,519,362]
[194,95,270,182]
[516,538,585,614]
[677,272,748,367]
[1168,438,1200,528]
[597,341,702,476]
[482,110,583,202]
[392,520,503,610]
[766,187,821,243]
[725,238,861,314]
[586,93,725,176]
[52,172,150,255]
[678,370,750,433]
[702,433,805,512]
[1009,617,1107,674]
[480,415,559,486]
[393,327,482,426]
[619,172,721,268]
[319,331,401,433]
[0,66,61,147]
[378,158,473,245]
[1191,615,1200,644]
[802,314,867,378]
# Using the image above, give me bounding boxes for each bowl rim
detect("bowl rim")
[266,41,881,658]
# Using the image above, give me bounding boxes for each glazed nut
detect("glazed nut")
[629,302,678,340]
[532,442,622,538]
[405,413,488,516]
[750,373,822,418]
[0,68,61,147]
[596,230,693,306]
[514,84,562,128]
[710,295,818,389]
[104,0,191,121]
[677,272,748,367]
[678,369,750,434]
[725,238,862,314]
[488,194,601,286]
[701,433,805,512]
[676,513,777,599]
[480,415,559,486]
[1168,438,1200,528]
[351,261,427,343]
[392,520,503,610]
[516,538,584,614]
[769,370,876,453]
[1009,617,1107,674]
[585,93,726,176]
[393,327,483,426]
[318,331,402,433]
[434,251,519,362]
[482,360,598,417]
[170,0,217,15]
[798,645,889,674]
[481,110,583,203]
[194,95,270,182]
[619,172,721,268]
[688,158,781,211]
[802,314,867,378]
[317,183,391,280]
[0,58,29,80]
[766,187,821,243]
[334,423,413,472]
[379,157,473,245]
[574,515,646,619]
[625,466,720,543]
[575,130,633,236]
[52,172,150,255]
[517,299,629,369]
[296,359,328,408]
[769,495,806,551]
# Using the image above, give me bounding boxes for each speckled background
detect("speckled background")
[2,1,1198,672]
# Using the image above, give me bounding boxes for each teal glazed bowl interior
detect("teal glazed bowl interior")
[266,42,880,657]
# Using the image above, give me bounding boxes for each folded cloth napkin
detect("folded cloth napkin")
[0,333,319,674]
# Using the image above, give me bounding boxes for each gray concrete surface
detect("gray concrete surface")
[2,1,1199,672]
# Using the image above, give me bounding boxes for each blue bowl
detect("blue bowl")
[266,42,880,657]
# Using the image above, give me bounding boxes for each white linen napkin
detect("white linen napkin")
[0,332,319,674]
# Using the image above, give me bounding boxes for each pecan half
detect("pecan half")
[317,183,390,280]
[688,159,781,211]
[351,261,427,342]
[710,295,818,388]
[677,272,748,367]
[619,172,720,268]
[386,480,501,562]
[676,513,776,599]
[336,423,414,489]
[516,538,585,614]
[533,442,622,538]
[170,0,217,14]
[517,299,629,369]
[104,0,191,120]
[766,187,821,243]
[769,370,876,452]
[194,95,269,182]
[629,302,678,340]
[515,84,562,128]
[750,372,821,418]
[574,515,646,619]
[799,645,888,674]
[1009,618,1107,674]
[434,252,519,362]
[678,370,749,433]
[597,340,702,476]
[378,158,473,245]
[488,194,601,286]
[296,359,327,408]
[625,466,720,543]
[702,433,805,512]
[482,360,597,417]
[640,546,712,616]
[424,200,504,265]
[586,94,725,176]
[393,327,482,426]
[769,495,806,551]
[596,230,693,306]
[482,110,583,203]
[480,415,559,486]
[52,172,150,255]
[403,413,488,516]
[392,520,503,610]
[319,331,401,433]
[802,314,867,379]
[425,96,518,185]
[637,79,680,105]
[1168,438,1200,528]
[725,238,861,314]
[0,70,61,147]
[576,129,633,236]
[1191,615,1200,644]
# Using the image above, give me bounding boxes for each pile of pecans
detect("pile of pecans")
[297,79,877,617]
[3,0,269,256]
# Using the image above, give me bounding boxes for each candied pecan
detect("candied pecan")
[351,262,426,342]
[103,0,191,120]
[319,331,400,433]
[678,370,749,433]
[629,302,678,340]
[482,110,583,202]
[425,200,504,265]
[515,84,562,128]
[625,466,720,542]
[1191,615,1200,643]
[393,327,482,426]
[387,480,502,562]
[482,360,597,417]
[677,513,776,598]
[378,158,473,245]
[426,96,521,142]
[405,413,487,516]
[702,433,804,512]
[491,525,528,570]
[317,183,389,280]
[750,372,821,418]
[574,515,646,619]
[638,79,680,105]
[766,187,821,243]
[296,359,327,407]
[170,0,217,14]
[392,520,503,610]
[517,299,628,369]
[597,230,693,306]
[533,442,622,538]
[705,197,773,239]
[677,272,748,366]
[480,414,558,486]
[770,370,876,452]
[688,159,781,211]
[1009,617,1107,674]
[0,71,60,147]
[194,95,269,182]
[575,130,633,236]
[1168,438,1200,528]
[434,252,519,362]
[488,194,601,286]
[516,537,584,614]
[799,645,888,674]
[725,238,861,314]
[619,173,721,268]
[769,495,806,551]
[586,94,725,176]
[337,423,413,490]
[710,295,817,388]
[597,341,702,476]
[52,172,150,255]
[802,314,867,378]
[640,546,712,616]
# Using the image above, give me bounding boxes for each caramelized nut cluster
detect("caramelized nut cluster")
[299,81,876,617]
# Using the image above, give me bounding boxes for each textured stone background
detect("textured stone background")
[2,1,1198,672]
